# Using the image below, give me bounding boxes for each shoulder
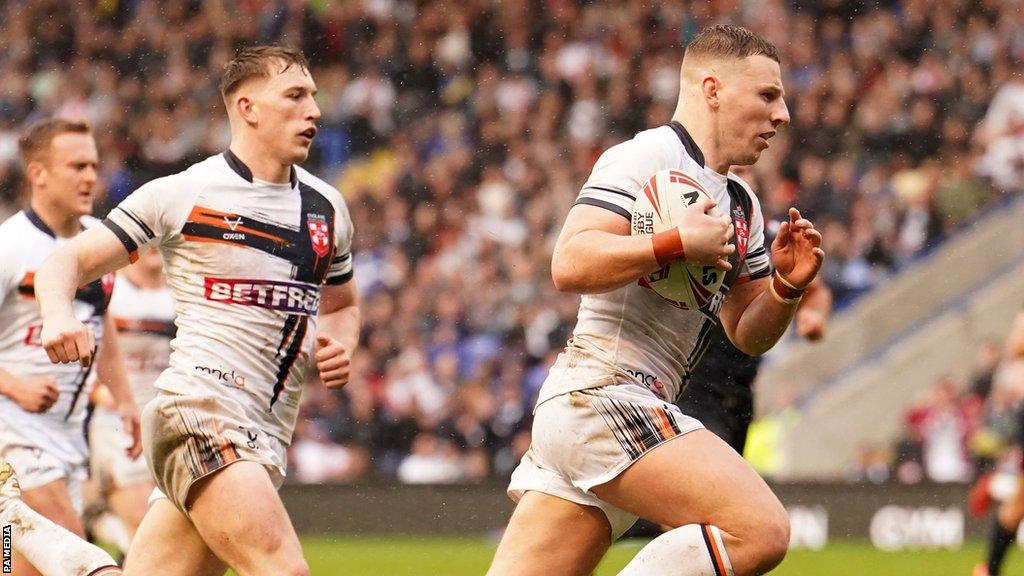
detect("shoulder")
[0,213,29,257]
[0,211,28,238]
[126,157,220,208]
[585,126,682,189]
[168,155,225,189]
[295,166,342,200]
[0,213,31,273]
[600,126,680,165]
[295,166,347,210]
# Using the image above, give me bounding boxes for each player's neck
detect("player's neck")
[28,196,80,238]
[670,113,730,175]
[227,141,293,185]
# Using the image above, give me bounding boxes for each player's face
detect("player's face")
[252,62,321,165]
[718,55,790,166]
[34,132,99,217]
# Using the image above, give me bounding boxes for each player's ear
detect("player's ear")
[701,75,720,110]
[235,95,258,126]
[25,159,46,188]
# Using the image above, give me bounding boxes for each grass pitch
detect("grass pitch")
[298,536,1024,575]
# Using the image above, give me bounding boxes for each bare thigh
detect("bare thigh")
[591,429,789,575]
[122,498,226,576]
[187,461,307,576]
[488,491,611,576]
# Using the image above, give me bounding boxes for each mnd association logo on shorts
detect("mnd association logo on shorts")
[204,277,320,315]
[3,524,11,574]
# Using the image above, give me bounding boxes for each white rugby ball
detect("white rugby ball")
[630,169,727,310]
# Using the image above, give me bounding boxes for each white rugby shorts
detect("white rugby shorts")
[508,382,703,539]
[142,390,287,516]
[0,420,88,514]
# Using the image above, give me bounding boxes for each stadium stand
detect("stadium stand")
[0,0,1021,483]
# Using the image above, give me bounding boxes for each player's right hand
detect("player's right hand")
[41,315,95,368]
[0,375,59,413]
[677,197,735,270]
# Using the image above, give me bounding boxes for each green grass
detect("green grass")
[296,537,1024,575]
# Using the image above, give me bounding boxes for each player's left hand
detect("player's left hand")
[118,402,142,459]
[770,207,824,289]
[315,334,351,389]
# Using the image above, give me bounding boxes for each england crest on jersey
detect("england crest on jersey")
[732,207,749,262]
[307,214,331,258]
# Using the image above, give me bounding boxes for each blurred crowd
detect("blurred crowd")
[845,339,1024,486]
[1,0,1023,483]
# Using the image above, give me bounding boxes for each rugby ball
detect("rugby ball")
[631,169,726,310]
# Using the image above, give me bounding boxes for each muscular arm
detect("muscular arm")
[550,205,662,294]
[721,208,825,356]
[551,201,733,294]
[720,276,798,356]
[35,226,132,366]
[314,279,360,389]
[318,280,360,353]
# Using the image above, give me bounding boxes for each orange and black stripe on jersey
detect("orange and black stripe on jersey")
[177,183,337,285]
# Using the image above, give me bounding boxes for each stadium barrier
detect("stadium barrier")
[282,481,1001,550]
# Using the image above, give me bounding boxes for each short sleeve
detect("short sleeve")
[575,132,673,221]
[325,198,354,285]
[102,178,182,262]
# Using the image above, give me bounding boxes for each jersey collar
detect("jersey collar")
[24,207,55,237]
[668,121,706,168]
[223,149,298,188]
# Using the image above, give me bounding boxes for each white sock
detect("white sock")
[0,499,120,575]
[618,524,734,576]
[87,510,133,555]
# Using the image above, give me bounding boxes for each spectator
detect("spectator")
[1,0,1021,483]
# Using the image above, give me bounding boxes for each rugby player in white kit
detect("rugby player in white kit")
[489,26,824,576]
[0,119,139,576]
[35,46,359,576]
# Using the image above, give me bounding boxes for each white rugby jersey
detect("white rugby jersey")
[538,122,771,406]
[103,151,354,444]
[108,275,176,410]
[0,210,114,464]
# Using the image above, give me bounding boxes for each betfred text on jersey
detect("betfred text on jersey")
[204,277,320,315]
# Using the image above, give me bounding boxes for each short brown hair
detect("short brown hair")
[220,45,310,100]
[684,25,780,64]
[18,118,92,167]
